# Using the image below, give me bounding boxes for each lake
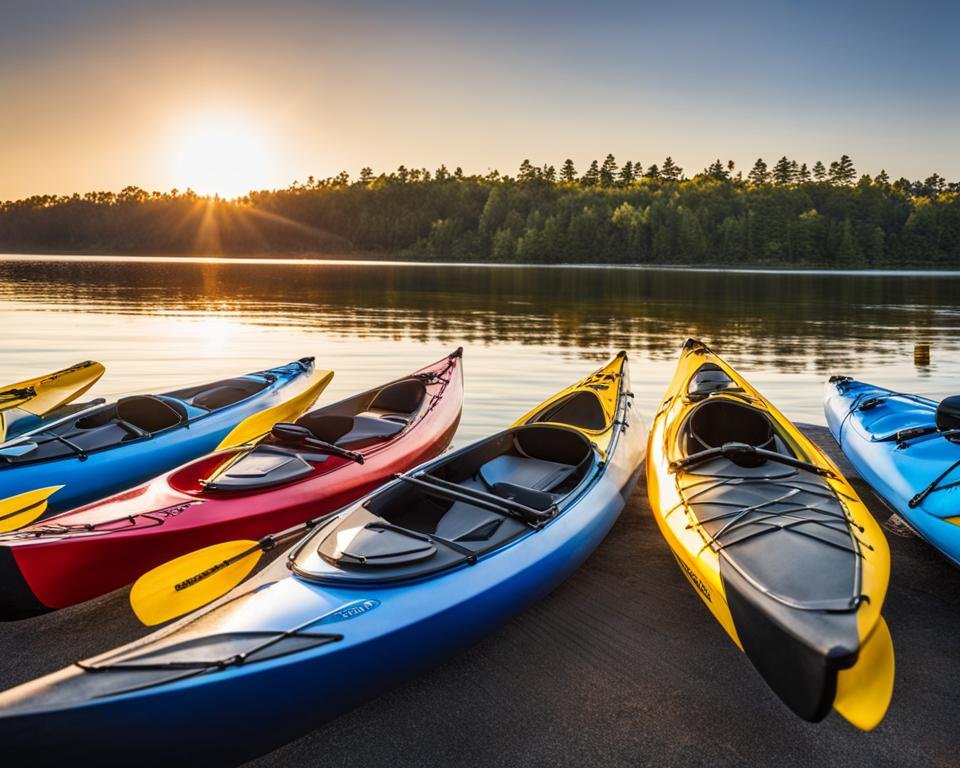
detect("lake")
[1,255,958,445]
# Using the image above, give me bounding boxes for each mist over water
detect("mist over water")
[1,256,957,444]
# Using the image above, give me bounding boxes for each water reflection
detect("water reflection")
[1,256,958,434]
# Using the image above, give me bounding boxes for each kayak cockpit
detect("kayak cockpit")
[0,373,277,466]
[197,377,431,492]
[290,424,597,584]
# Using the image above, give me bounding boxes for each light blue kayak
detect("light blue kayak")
[824,376,960,565]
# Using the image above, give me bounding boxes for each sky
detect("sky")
[1,0,958,199]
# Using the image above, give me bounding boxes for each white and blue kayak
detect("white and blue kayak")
[825,376,960,565]
[0,353,646,767]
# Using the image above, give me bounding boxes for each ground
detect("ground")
[0,426,957,767]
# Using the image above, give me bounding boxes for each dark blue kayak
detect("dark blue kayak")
[0,358,329,525]
[825,376,960,565]
[0,353,645,767]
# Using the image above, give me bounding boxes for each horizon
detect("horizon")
[2,0,959,200]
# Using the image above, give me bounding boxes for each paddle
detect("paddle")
[0,486,64,533]
[130,517,328,626]
[270,422,364,464]
[131,472,528,626]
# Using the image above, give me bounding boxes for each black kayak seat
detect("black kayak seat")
[76,396,185,434]
[358,379,427,424]
[296,413,405,448]
[434,455,574,541]
[478,455,575,493]
[936,395,960,432]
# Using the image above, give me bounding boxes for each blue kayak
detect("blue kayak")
[0,358,330,525]
[0,353,645,767]
[825,376,960,565]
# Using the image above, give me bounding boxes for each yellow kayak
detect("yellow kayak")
[646,339,893,730]
[0,361,105,442]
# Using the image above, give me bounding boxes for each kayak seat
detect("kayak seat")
[478,455,575,494]
[167,376,269,407]
[936,395,960,433]
[359,379,426,424]
[75,396,185,434]
[295,413,405,449]
[684,399,775,466]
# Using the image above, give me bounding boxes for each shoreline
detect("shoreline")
[2,252,959,276]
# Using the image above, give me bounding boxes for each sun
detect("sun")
[171,116,272,198]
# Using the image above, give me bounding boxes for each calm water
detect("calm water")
[1,255,958,445]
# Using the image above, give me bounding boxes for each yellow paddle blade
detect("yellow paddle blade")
[215,369,334,451]
[0,361,106,416]
[834,617,895,731]
[0,486,63,533]
[130,539,263,626]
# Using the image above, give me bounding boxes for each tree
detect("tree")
[797,163,811,182]
[747,158,769,185]
[874,169,890,186]
[581,160,600,186]
[560,159,577,183]
[922,173,946,196]
[618,161,635,185]
[600,154,618,187]
[359,167,374,184]
[644,164,660,179]
[772,156,796,185]
[829,155,857,185]
[704,159,729,181]
[812,161,826,181]
[435,164,450,182]
[542,165,557,183]
[518,159,538,182]
[660,156,682,181]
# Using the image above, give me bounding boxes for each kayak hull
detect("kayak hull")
[0,355,646,766]
[0,354,463,618]
[0,359,325,518]
[824,377,960,565]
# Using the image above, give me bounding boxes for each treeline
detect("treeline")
[1,154,959,267]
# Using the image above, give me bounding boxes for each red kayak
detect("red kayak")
[0,349,464,619]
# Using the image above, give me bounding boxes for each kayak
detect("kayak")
[0,358,329,527]
[0,350,463,619]
[825,376,960,565]
[0,360,105,441]
[647,339,894,730]
[0,352,645,767]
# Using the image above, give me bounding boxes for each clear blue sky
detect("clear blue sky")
[1,0,957,198]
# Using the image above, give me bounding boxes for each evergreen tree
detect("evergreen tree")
[797,163,811,182]
[600,154,618,186]
[747,158,769,185]
[359,167,374,184]
[435,164,450,182]
[542,165,557,183]
[829,155,857,185]
[581,160,600,186]
[660,156,682,181]
[874,169,890,186]
[727,160,736,175]
[560,159,578,183]
[812,161,826,181]
[771,156,798,185]
[705,159,729,181]
[922,173,946,195]
[518,159,537,182]
[618,161,635,185]
[645,164,660,179]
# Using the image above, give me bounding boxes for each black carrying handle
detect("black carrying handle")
[271,423,364,464]
[670,442,835,478]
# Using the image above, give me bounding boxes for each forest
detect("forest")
[1,155,958,267]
